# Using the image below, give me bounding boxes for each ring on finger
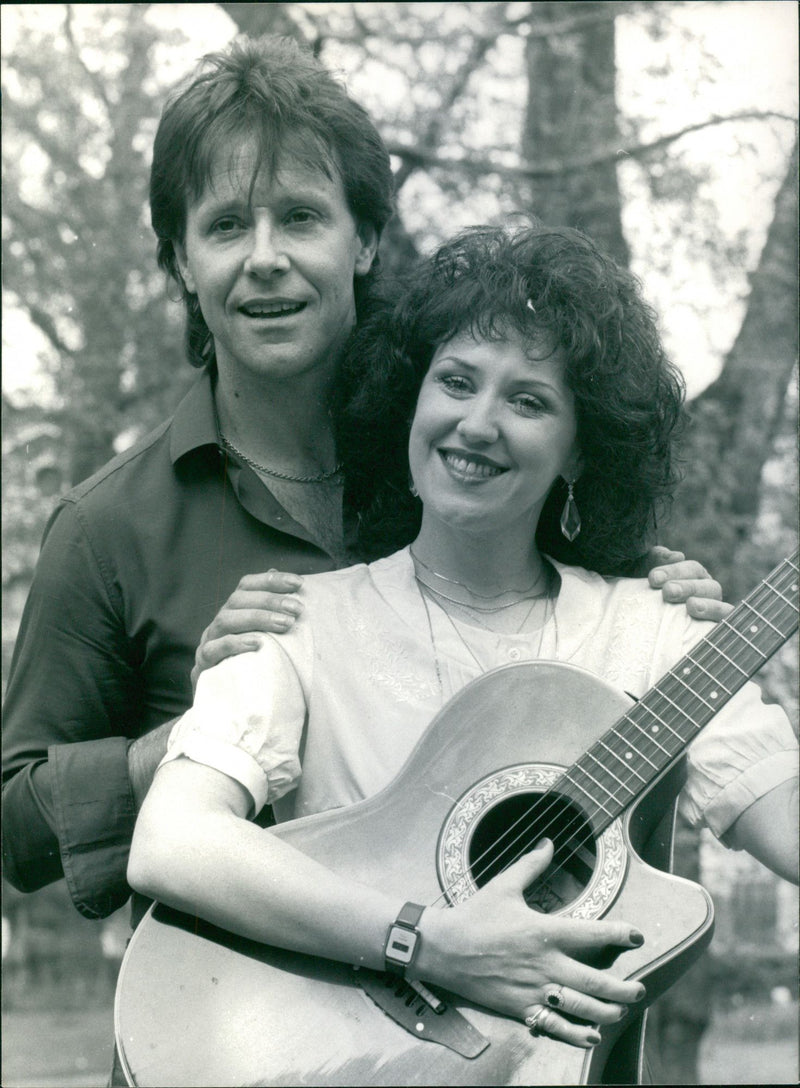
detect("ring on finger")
[524,1005,551,1037]
[544,984,565,1010]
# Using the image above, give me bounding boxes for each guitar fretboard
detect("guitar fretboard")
[558,550,799,831]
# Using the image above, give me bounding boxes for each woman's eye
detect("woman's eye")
[439,374,472,395]
[513,394,547,416]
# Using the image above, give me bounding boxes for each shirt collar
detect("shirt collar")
[169,368,220,464]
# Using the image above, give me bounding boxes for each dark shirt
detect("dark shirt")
[2,370,341,919]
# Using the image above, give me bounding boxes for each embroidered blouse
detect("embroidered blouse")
[162,548,797,840]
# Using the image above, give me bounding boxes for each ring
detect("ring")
[524,1006,550,1037]
[544,984,565,1009]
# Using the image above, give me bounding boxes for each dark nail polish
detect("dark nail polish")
[629,930,645,946]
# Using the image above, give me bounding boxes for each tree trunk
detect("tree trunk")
[521,1,629,264]
[669,138,799,597]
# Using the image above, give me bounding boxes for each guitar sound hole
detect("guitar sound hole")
[467,791,596,914]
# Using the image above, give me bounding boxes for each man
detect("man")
[2,34,724,928]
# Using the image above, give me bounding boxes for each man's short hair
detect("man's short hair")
[150,34,395,367]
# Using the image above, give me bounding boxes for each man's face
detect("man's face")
[176,142,377,388]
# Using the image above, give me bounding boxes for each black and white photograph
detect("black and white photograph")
[2,3,798,1086]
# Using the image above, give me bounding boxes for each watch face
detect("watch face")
[386,923,417,965]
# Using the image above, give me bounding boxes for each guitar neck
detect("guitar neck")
[559,550,799,832]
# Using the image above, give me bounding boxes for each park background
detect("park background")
[2,2,798,1084]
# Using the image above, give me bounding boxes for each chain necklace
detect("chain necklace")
[410,548,547,602]
[218,429,343,484]
[417,577,555,697]
[409,548,552,617]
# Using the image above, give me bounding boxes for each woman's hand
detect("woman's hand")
[644,546,732,622]
[417,840,645,1049]
[191,570,303,692]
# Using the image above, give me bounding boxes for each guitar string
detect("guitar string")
[451,561,799,906]
[423,559,797,905]
[427,557,799,910]
[462,564,800,903]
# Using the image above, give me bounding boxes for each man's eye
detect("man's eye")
[211,217,241,234]
[287,209,318,225]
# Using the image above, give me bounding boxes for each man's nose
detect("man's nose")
[244,219,290,277]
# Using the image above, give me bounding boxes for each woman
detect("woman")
[128,224,797,1062]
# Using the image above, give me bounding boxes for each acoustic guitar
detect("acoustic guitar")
[115,551,798,1087]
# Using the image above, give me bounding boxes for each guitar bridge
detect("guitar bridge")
[353,968,490,1058]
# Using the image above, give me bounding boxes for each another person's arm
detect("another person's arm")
[1,503,299,915]
[2,501,141,917]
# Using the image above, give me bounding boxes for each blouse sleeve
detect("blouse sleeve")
[159,638,306,818]
[679,680,798,840]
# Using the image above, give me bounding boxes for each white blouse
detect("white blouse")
[162,548,797,840]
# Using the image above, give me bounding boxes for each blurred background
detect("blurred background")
[2,2,797,1085]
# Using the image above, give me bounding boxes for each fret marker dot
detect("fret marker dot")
[625,751,633,759]
[683,666,691,675]
[651,725,659,733]
[710,691,718,699]
[750,625,758,633]
[792,584,798,593]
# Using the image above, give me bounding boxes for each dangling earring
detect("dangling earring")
[409,476,419,498]
[560,479,581,541]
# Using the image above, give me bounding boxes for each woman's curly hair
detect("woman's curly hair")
[336,222,686,575]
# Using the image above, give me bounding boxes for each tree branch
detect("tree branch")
[24,304,78,361]
[63,3,113,113]
[388,110,797,182]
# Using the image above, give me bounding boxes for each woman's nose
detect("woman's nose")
[456,399,500,444]
[244,219,290,277]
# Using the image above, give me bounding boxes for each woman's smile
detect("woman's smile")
[409,329,581,547]
[438,448,508,482]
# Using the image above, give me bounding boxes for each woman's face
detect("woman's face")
[408,328,581,543]
[175,140,377,388]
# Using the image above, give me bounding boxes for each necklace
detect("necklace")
[410,549,549,609]
[417,577,555,696]
[218,429,343,484]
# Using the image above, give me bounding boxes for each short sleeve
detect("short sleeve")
[679,680,798,839]
[160,638,306,817]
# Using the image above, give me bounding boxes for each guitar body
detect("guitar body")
[115,661,715,1087]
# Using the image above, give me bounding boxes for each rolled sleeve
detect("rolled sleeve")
[50,737,137,919]
[160,639,306,817]
[679,681,799,839]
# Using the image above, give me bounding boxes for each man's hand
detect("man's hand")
[644,546,732,622]
[191,570,304,691]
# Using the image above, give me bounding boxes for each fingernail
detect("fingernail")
[282,599,303,614]
[635,985,646,1001]
[273,616,292,629]
[535,838,552,850]
[650,570,666,586]
[587,1031,602,1046]
[664,582,682,600]
[245,638,263,648]
[630,930,645,946]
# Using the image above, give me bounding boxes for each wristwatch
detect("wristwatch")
[384,901,425,976]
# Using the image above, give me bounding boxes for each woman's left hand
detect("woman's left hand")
[644,546,732,622]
